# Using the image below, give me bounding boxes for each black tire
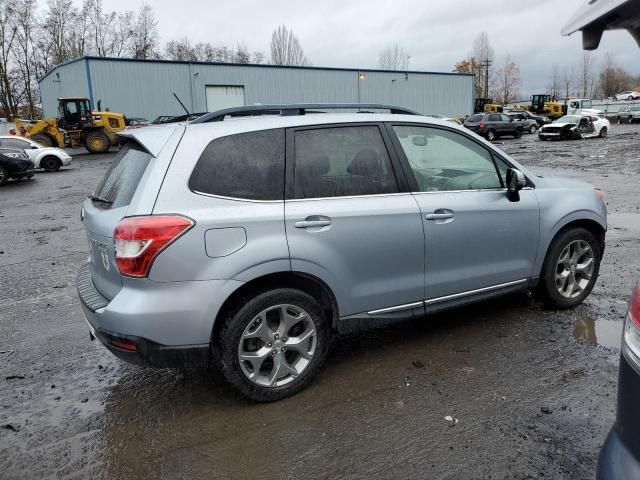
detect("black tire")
[529,124,537,134]
[31,133,54,148]
[536,227,601,309]
[214,288,331,402]
[617,117,622,124]
[486,129,496,141]
[599,127,608,138]
[629,116,633,124]
[629,96,633,101]
[0,165,8,186]
[514,128,522,139]
[41,156,61,172]
[85,130,110,154]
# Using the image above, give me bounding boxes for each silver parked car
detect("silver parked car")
[77,104,607,401]
[617,105,640,124]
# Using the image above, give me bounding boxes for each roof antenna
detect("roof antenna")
[173,92,191,115]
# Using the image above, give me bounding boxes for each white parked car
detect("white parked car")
[0,136,72,172]
[614,91,640,101]
[538,114,610,141]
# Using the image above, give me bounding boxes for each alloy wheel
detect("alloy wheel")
[238,304,317,387]
[555,240,594,299]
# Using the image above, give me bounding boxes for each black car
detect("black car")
[463,113,523,141]
[597,282,640,479]
[0,148,35,186]
[510,109,552,127]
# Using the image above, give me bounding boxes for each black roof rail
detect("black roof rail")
[190,103,422,123]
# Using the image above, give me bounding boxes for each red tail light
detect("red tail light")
[630,284,640,329]
[114,215,194,278]
[479,121,486,129]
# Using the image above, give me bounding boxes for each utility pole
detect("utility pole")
[480,58,493,99]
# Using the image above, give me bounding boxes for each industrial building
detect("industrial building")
[38,56,474,121]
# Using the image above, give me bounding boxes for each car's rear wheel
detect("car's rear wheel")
[617,117,622,124]
[0,165,8,186]
[600,127,608,138]
[486,129,496,141]
[537,227,601,309]
[41,156,61,172]
[629,117,633,124]
[514,128,522,139]
[529,124,537,134]
[214,288,330,402]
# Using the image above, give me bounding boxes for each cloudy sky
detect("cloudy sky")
[75,0,639,97]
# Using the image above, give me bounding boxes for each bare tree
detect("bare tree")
[579,52,594,98]
[270,25,310,66]
[165,37,197,61]
[252,51,265,64]
[130,3,158,59]
[0,1,18,118]
[548,65,561,99]
[472,32,494,98]
[562,67,574,99]
[493,55,520,104]
[599,52,631,97]
[379,44,408,71]
[233,42,251,64]
[12,0,40,118]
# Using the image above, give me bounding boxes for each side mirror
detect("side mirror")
[506,168,526,201]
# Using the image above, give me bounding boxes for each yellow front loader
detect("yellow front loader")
[16,97,125,154]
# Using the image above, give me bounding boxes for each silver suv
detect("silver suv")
[77,104,607,401]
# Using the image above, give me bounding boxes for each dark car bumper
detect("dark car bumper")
[597,354,640,479]
[75,263,209,368]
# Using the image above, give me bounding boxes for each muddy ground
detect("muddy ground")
[1,125,639,479]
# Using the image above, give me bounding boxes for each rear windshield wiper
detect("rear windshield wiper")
[89,194,113,205]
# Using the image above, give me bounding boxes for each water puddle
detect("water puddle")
[573,317,623,349]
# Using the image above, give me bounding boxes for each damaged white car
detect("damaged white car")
[538,113,610,141]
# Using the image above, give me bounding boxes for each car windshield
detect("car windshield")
[630,107,640,112]
[467,114,483,122]
[556,116,580,124]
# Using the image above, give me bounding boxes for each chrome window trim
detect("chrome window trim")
[411,187,533,195]
[287,192,414,203]
[424,279,528,305]
[191,190,285,203]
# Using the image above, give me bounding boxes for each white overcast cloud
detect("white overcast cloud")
[85,0,639,97]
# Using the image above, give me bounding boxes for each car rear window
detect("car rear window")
[93,142,152,209]
[189,129,285,201]
[467,114,483,122]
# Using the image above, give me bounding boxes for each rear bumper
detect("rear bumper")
[76,262,241,368]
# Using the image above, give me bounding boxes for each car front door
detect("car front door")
[284,124,425,318]
[388,124,540,302]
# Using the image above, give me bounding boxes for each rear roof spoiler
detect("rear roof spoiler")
[117,124,181,157]
[561,0,640,49]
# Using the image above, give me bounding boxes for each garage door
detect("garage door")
[205,85,245,112]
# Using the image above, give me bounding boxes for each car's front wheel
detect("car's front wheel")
[537,227,601,309]
[514,128,522,139]
[600,127,608,138]
[529,124,537,134]
[215,288,330,402]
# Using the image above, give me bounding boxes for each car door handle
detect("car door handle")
[294,219,332,228]
[425,213,455,220]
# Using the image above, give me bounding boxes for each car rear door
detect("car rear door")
[284,123,425,318]
[387,123,540,302]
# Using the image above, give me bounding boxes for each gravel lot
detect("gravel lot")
[1,125,639,479]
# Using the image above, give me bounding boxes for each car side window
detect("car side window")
[501,114,511,122]
[293,126,398,199]
[1,138,29,148]
[189,128,285,201]
[392,125,502,192]
[488,114,501,122]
